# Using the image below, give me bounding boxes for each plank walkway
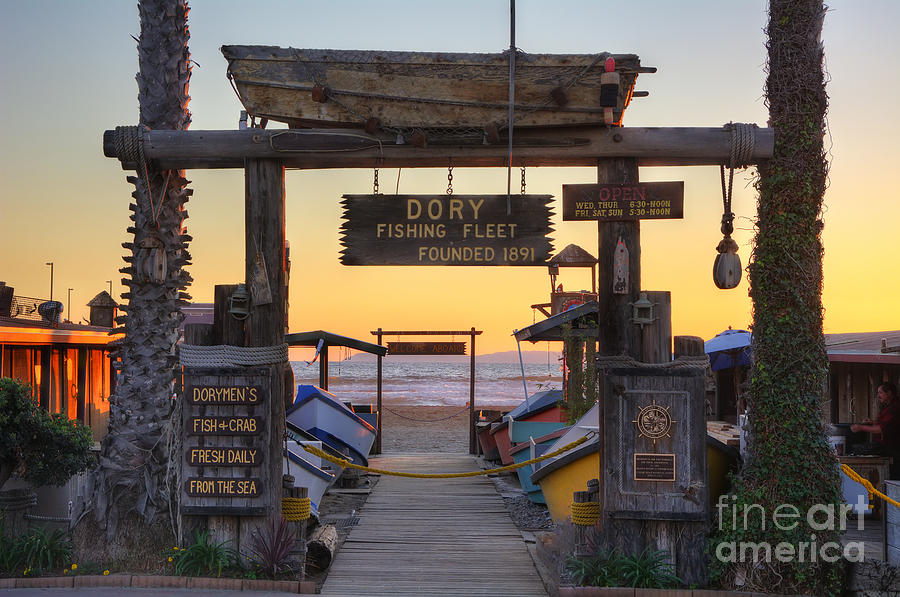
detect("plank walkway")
[321,452,548,597]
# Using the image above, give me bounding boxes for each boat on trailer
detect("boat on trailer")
[221,46,653,137]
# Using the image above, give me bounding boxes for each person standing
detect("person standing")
[852,381,900,479]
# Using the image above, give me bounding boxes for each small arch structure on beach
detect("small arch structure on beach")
[372,328,482,454]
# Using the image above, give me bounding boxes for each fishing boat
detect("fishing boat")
[286,384,376,466]
[221,46,652,136]
[530,404,600,522]
[509,427,568,504]
[491,389,566,464]
[283,440,336,519]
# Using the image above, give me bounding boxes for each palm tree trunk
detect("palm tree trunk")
[87,0,192,542]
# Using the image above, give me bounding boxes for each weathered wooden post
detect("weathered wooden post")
[178,159,288,561]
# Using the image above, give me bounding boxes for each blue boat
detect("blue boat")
[509,426,569,504]
[286,385,376,466]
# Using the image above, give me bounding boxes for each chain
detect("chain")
[520,162,527,195]
[447,161,454,196]
[373,166,380,194]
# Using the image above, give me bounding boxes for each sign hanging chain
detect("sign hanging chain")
[520,160,527,195]
[447,159,453,195]
[506,0,516,215]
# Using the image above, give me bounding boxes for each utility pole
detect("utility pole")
[45,262,54,301]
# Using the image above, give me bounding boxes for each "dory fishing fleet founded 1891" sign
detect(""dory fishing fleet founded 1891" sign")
[339,194,554,265]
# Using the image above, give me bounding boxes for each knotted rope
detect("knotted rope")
[282,496,312,521]
[112,125,144,165]
[726,122,758,169]
[179,343,289,367]
[570,501,602,526]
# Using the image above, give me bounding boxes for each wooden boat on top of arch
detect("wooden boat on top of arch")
[221,46,653,138]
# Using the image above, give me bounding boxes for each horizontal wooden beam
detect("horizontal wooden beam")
[103,125,774,170]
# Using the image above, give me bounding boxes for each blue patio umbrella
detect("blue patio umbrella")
[705,329,752,371]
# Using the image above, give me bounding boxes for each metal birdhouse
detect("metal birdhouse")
[137,233,166,284]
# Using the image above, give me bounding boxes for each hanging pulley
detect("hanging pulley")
[713,164,741,290]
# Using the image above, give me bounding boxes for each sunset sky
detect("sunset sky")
[1,1,897,355]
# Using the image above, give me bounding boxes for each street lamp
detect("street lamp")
[67,288,73,323]
[45,262,53,301]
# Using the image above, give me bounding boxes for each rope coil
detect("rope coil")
[300,433,593,479]
[282,496,311,521]
[596,354,710,371]
[179,343,289,367]
[570,501,601,526]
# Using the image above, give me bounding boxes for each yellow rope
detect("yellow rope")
[299,433,593,479]
[841,464,900,509]
[570,501,601,526]
[282,496,311,521]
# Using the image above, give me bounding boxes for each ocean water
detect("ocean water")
[289,359,562,407]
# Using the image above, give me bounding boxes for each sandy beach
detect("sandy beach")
[377,404,509,453]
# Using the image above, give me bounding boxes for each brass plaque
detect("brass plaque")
[633,453,676,482]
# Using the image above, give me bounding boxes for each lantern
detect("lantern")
[713,237,742,290]
[630,292,656,329]
[228,284,251,320]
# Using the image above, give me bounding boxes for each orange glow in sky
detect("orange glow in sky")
[1,1,897,355]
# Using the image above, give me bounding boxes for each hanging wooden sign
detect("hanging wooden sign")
[561,182,684,221]
[387,341,467,356]
[340,194,554,265]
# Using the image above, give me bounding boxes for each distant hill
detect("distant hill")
[306,349,562,364]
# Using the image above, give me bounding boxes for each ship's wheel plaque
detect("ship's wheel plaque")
[633,399,674,444]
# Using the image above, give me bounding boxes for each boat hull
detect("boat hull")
[531,439,600,522]
[286,385,376,466]
[283,440,336,519]
[222,47,645,132]
[510,427,568,504]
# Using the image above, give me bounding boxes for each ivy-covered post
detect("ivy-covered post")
[709,2,843,595]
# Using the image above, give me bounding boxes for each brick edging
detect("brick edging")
[1,575,315,592]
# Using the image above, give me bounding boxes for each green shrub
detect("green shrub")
[16,526,71,574]
[173,529,238,577]
[0,378,95,491]
[566,548,682,588]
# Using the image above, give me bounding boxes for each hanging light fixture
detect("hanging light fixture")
[228,284,251,320]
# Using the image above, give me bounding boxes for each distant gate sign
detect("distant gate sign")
[340,194,554,265]
[561,182,684,221]
[388,341,467,356]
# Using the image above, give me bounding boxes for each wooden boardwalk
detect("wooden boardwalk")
[321,452,548,597]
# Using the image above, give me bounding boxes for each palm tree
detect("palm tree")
[84,0,193,545]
